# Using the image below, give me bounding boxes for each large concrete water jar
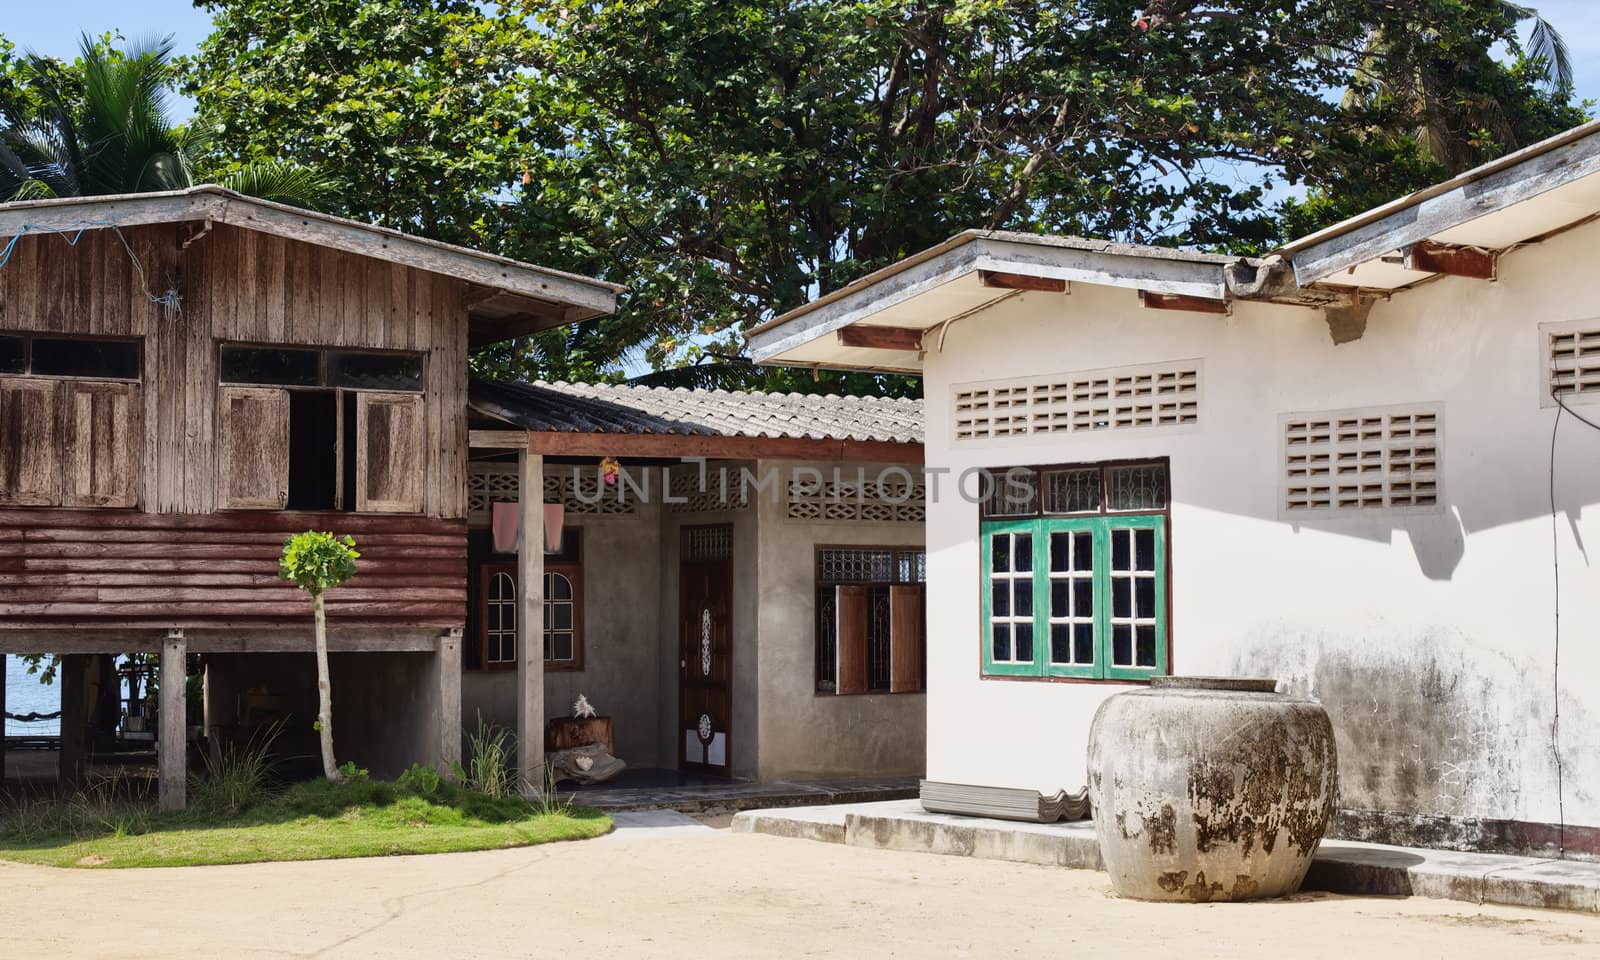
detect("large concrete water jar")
[1086,676,1337,902]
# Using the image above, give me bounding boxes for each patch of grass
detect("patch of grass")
[0,775,610,869]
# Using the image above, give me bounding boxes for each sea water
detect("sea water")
[5,655,61,737]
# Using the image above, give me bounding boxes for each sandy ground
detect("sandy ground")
[3,812,1598,959]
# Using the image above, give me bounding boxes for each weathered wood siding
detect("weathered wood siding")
[0,509,466,628]
[0,223,467,517]
[0,222,471,631]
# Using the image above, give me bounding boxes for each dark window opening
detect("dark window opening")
[330,351,423,391]
[220,345,320,386]
[815,547,926,695]
[867,584,892,691]
[1,334,140,380]
[0,336,24,374]
[341,391,358,510]
[287,390,338,510]
[220,344,423,392]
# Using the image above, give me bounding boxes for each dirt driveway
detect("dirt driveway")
[4,813,1598,959]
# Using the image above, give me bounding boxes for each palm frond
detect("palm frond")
[218,160,339,210]
[1520,11,1574,90]
[626,358,765,391]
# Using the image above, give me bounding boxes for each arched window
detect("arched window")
[544,571,577,662]
[477,533,584,671]
[484,571,517,666]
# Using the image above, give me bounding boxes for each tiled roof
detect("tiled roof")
[469,378,923,444]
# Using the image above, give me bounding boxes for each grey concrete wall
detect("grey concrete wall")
[461,504,665,769]
[206,648,455,782]
[753,460,927,781]
[328,649,452,779]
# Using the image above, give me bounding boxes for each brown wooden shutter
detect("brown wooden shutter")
[217,386,289,509]
[63,381,141,508]
[890,585,924,693]
[836,584,869,695]
[0,378,62,506]
[356,391,424,513]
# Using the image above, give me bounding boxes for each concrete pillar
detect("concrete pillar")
[516,449,546,796]
[159,631,187,811]
[436,628,462,774]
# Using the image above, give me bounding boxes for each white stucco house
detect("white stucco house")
[747,119,1600,859]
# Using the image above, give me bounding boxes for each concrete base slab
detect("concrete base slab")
[566,775,917,814]
[597,809,720,841]
[733,800,1600,915]
[731,804,848,844]
[847,799,1102,869]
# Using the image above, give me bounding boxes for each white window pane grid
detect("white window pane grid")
[1108,528,1159,669]
[988,531,1034,664]
[1047,531,1095,667]
[487,571,516,664]
[542,571,576,662]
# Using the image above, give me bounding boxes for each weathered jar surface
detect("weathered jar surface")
[1086,676,1337,902]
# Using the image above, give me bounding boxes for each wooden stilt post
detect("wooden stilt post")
[516,448,546,797]
[58,654,86,790]
[437,627,463,775]
[159,630,187,811]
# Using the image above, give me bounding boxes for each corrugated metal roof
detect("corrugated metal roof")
[470,378,923,443]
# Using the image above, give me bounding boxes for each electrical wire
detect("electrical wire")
[1545,388,1600,860]
[0,219,181,312]
[1548,397,1566,858]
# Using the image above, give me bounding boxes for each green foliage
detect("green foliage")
[182,0,543,243]
[278,531,359,598]
[0,775,611,868]
[337,760,370,781]
[397,762,442,796]
[461,714,518,799]
[190,723,280,817]
[0,33,336,205]
[172,1,1588,387]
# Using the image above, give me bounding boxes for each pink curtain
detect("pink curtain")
[489,501,566,554]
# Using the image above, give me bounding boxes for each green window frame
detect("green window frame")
[979,460,1170,681]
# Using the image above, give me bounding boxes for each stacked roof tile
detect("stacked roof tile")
[469,378,923,444]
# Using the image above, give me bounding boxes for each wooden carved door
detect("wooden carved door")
[679,524,733,775]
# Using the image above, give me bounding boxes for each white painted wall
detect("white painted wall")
[921,220,1600,833]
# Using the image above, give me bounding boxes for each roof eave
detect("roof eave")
[747,234,1230,365]
[0,186,622,317]
[1277,118,1600,285]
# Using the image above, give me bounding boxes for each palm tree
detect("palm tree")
[0,33,333,207]
[1334,3,1574,173]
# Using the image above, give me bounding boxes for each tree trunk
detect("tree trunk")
[313,592,338,781]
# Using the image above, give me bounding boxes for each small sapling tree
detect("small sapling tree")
[278,531,359,781]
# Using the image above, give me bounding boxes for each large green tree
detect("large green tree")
[182,1,545,245]
[184,1,1586,387]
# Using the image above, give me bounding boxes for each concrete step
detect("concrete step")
[732,799,1600,914]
